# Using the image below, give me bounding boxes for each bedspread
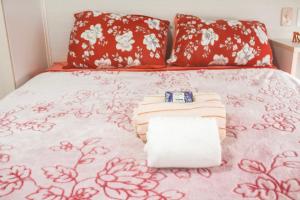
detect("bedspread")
[0,68,300,200]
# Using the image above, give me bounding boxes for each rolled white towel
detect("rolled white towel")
[145,117,222,168]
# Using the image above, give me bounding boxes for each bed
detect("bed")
[2,4,300,199]
[0,66,300,200]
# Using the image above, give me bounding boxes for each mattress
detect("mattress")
[0,68,299,200]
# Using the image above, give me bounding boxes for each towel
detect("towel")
[132,93,226,143]
[145,117,222,168]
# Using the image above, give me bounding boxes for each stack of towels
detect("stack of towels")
[132,93,226,142]
[132,92,226,168]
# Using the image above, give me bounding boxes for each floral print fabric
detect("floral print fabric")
[168,14,273,67]
[0,68,300,199]
[67,11,170,69]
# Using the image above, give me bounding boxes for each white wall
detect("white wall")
[1,0,300,89]
[45,0,300,64]
[0,1,15,98]
[2,0,47,87]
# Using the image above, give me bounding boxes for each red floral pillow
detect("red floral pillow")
[67,11,170,69]
[168,14,273,67]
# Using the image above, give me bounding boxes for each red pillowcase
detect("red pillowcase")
[168,14,273,67]
[67,11,170,69]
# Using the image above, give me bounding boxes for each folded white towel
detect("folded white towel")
[145,117,222,168]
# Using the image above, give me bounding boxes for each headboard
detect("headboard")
[43,0,299,66]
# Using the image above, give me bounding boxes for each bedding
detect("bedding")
[50,61,275,72]
[0,68,300,199]
[67,11,170,69]
[132,93,226,143]
[168,14,273,67]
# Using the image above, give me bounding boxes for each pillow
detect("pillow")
[168,14,273,67]
[67,11,170,69]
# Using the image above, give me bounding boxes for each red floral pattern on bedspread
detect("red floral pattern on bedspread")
[169,160,227,179]
[0,145,12,164]
[0,165,31,196]
[96,158,184,200]
[0,68,300,199]
[1,138,185,199]
[234,150,300,199]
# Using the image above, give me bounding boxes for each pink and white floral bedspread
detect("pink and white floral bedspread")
[0,68,300,200]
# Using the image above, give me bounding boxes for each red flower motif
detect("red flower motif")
[259,79,296,99]
[0,113,16,126]
[0,145,13,163]
[235,151,300,199]
[226,95,244,107]
[26,186,66,200]
[254,113,300,133]
[84,146,110,156]
[281,179,300,194]
[171,169,191,179]
[106,98,136,132]
[159,190,185,200]
[239,159,266,174]
[17,120,55,132]
[280,151,298,158]
[50,141,73,152]
[256,177,278,200]
[73,109,92,119]
[0,165,31,197]
[96,158,167,200]
[32,103,53,113]
[196,168,212,178]
[58,141,73,152]
[0,114,16,136]
[263,113,300,132]
[77,138,110,165]
[69,187,99,200]
[42,165,78,183]
[271,151,300,169]
[282,161,300,169]
[47,112,68,119]
[252,123,270,131]
[107,112,133,132]
[234,177,278,199]
[71,90,93,104]
[226,125,247,138]
[289,99,300,114]
[265,103,285,112]
[234,183,259,198]
[170,168,212,179]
